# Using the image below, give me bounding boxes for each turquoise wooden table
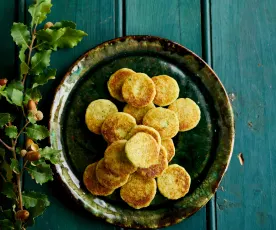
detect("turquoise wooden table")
[1,0,275,229]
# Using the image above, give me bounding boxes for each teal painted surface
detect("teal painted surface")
[212,0,276,229]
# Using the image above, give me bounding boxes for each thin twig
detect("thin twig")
[0,172,7,182]
[14,121,30,146]
[33,41,46,50]
[0,138,13,151]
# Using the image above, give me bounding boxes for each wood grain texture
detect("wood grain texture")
[125,0,202,55]
[125,1,206,229]
[23,0,118,229]
[212,0,276,229]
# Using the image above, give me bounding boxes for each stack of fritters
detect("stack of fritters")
[83,68,201,209]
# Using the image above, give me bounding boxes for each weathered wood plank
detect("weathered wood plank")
[125,0,202,55]
[212,0,276,229]
[125,1,206,229]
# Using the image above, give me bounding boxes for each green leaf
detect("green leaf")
[2,81,24,106]
[5,126,18,138]
[1,182,16,199]
[32,68,56,88]
[27,162,53,184]
[1,160,13,182]
[22,191,50,227]
[10,89,23,106]
[40,146,62,164]
[24,88,42,105]
[52,20,76,29]
[25,124,49,141]
[27,111,37,124]
[22,191,50,208]
[31,50,52,75]
[0,208,13,220]
[36,27,87,51]
[19,46,29,78]
[11,22,30,47]
[10,159,20,174]
[28,0,52,28]
[0,219,14,230]
[0,113,11,128]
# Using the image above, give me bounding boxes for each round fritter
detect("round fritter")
[152,75,179,106]
[157,164,191,200]
[107,68,136,102]
[101,112,136,143]
[127,125,161,148]
[125,132,159,168]
[168,98,201,131]
[104,140,137,176]
[122,73,156,108]
[83,162,114,196]
[137,146,168,178]
[85,99,118,135]
[161,139,175,162]
[120,173,156,209]
[123,102,155,124]
[143,107,179,139]
[96,159,129,189]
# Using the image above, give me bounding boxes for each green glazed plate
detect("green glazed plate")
[50,36,234,229]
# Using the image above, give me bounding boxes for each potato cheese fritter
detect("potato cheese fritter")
[152,75,179,106]
[157,164,191,200]
[96,159,129,189]
[168,98,201,131]
[83,162,114,196]
[120,173,156,209]
[122,73,156,108]
[143,107,179,139]
[123,102,155,124]
[85,99,118,134]
[137,145,168,178]
[107,68,136,102]
[125,132,159,168]
[101,112,136,143]
[161,139,175,162]
[104,140,137,176]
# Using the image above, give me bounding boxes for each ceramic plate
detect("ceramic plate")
[50,36,234,228]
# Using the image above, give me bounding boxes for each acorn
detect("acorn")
[44,22,54,29]
[25,138,34,150]
[15,210,29,221]
[35,111,43,121]
[25,151,41,162]
[0,78,8,86]
[20,149,27,157]
[27,100,37,111]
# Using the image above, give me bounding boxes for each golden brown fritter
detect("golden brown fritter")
[125,132,159,168]
[101,112,136,143]
[123,102,155,124]
[96,159,129,189]
[120,173,156,209]
[143,107,179,139]
[107,68,136,102]
[122,73,156,108]
[137,146,168,178]
[104,140,137,176]
[161,139,175,162]
[157,164,191,200]
[152,75,179,106]
[85,99,118,134]
[83,162,114,196]
[168,98,201,131]
[127,125,161,149]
